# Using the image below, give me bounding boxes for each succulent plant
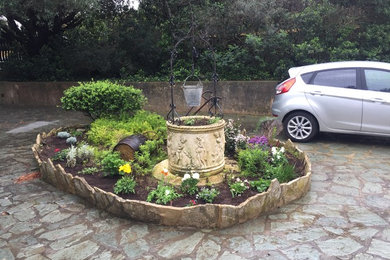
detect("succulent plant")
[57,131,71,139]
[66,145,77,168]
[66,136,77,145]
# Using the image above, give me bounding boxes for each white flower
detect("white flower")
[192,172,200,179]
[240,183,244,187]
[182,173,191,181]
[271,146,277,155]
[165,190,170,196]
[236,177,241,182]
[280,147,285,153]
[244,179,249,183]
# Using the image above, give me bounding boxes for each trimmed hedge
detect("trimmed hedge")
[61,81,147,119]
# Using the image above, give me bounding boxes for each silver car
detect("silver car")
[271,61,390,142]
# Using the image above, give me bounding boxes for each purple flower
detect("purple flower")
[248,135,268,146]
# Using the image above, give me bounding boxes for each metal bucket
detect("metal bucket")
[182,76,203,107]
[113,134,147,161]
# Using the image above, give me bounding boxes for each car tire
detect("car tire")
[283,112,318,142]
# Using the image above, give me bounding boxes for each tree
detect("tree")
[0,0,98,56]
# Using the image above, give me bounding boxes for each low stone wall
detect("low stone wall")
[32,130,312,229]
[0,80,277,115]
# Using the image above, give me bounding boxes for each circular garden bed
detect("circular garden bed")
[32,126,311,229]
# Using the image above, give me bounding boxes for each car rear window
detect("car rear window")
[311,69,356,88]
[364,69,390,92]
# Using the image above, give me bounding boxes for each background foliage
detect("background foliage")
[1,0,390,81]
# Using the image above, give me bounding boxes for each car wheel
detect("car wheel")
[283,112,318,142]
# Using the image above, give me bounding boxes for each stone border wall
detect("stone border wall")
[32,131,311,229]
[0,81,277,115]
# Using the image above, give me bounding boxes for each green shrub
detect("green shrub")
[132,139,167,175]
[238,148,269,177]
[87,110,166,149]
[114,176,137,194]
[61,80,146,119]
[101,152,126,177]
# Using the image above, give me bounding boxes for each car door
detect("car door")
[361,68,390,134]
[304,68,363,131]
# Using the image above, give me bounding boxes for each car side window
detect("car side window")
[311,69,356,88]
[364,69,390,92]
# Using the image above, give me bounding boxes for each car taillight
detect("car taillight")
[276,78,296,95]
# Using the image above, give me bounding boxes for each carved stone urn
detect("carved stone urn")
[166,116,226,177]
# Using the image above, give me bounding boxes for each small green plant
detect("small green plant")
[229,177,249,198]
[180,173,200,195]
[101,152,126,177]
[52,149,68,161]
[271,126,278,140]
[146,183,181,205]
[266,163,296,183]
[238,148,269,177]
[114,176,137,194]
[184,118,196,125]
[66,145,77,168]
[72,130,83,137]
[78,167,99,175]
[57,131,71,139]
[196,187,219,203]
[61,80,146,119]
[208,117,221,124]
[250,179,271,193]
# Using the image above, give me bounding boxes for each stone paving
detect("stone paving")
[0,105,389,260]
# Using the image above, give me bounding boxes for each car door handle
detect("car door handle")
[369,98,385,102]
[310,91,323,95]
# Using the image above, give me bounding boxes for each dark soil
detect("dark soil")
[38,133,306,207]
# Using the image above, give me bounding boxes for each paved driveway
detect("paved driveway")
[0,105,389,259]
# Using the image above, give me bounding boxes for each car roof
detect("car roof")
[288,61,390,78]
